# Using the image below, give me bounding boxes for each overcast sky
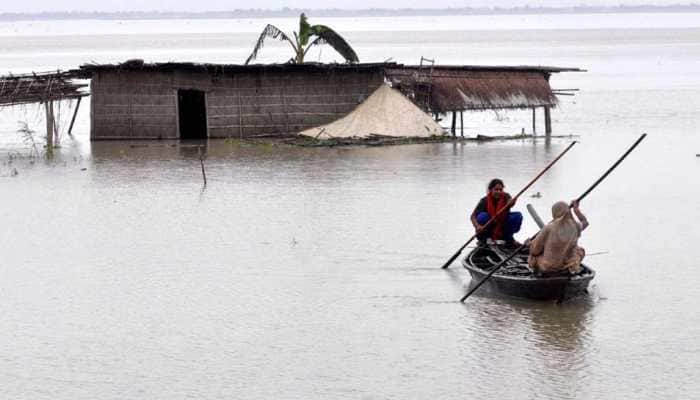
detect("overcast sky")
[2,1,692,13]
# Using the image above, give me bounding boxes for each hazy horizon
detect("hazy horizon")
[2,0,698,13]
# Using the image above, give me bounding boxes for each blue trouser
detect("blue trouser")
[476,211,523,242]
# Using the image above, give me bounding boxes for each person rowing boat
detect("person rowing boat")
[527,200,589,275]
[470,178,523,247]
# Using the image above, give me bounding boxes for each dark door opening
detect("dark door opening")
[178,89,207,139]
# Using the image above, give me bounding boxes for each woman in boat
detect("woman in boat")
[528,200,589,274]
[470,178,523,246]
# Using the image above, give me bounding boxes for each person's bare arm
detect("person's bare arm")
[571,200,589,231]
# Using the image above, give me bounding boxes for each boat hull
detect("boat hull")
[462,244,595,301]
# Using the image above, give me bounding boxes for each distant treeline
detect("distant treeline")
[2,4,700,21]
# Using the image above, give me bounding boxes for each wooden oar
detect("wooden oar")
[460,133,647,302]
[440,141,577,269]
[526,204,546,229]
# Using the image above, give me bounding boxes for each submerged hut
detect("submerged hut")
[67,60,580,141]
[76,61,385,140]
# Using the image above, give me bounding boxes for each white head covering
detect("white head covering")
[528,201,583,272]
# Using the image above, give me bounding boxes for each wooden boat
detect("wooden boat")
[462,243,595,301]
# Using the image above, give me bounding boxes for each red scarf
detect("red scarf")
[486,193,508,240]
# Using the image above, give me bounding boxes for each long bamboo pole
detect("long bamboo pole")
[441,141,577,269]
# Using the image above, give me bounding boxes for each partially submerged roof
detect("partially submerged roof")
[0,71,87,107]
[300,84,444,139]
[386,65,582,113]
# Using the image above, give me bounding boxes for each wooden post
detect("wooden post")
[67,97,82,137]
[198,146,207,186]
[451,111,456,136]
[45,100,54,148]
[544,106,552,136]
[52,101,59,139]
[532,107,537,135]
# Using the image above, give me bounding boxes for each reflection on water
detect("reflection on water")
[458,292,594,399]
[520,300,594,398]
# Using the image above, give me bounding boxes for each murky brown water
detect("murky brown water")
[2,13,700,399]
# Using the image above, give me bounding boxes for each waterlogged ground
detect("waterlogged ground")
[2,12,700,399]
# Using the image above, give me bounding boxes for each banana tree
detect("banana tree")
[244,13,359,65]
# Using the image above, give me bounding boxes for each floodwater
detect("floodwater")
[1,13,700,399]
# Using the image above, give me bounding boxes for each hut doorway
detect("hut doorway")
[178,89,207,139]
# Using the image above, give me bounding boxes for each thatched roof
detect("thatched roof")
[0,71,87,107]
[385,65,581,113]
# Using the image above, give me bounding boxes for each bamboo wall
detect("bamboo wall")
[90,67,383,140]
